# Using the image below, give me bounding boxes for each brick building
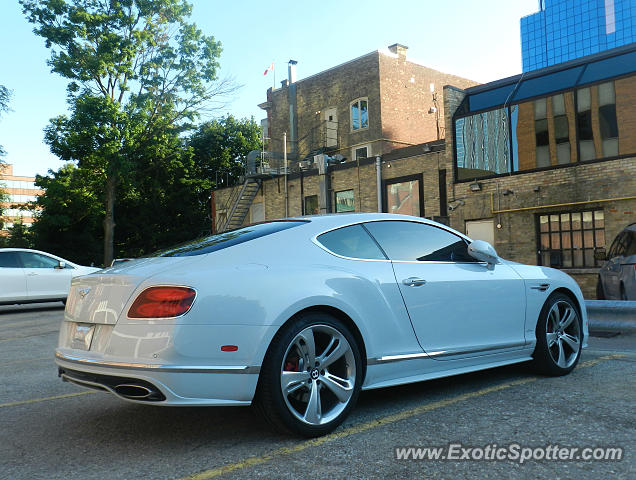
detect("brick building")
[259,44,476,165]
[213,43,636,298]
[0,164,42,234]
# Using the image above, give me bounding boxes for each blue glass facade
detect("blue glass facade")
[521,0,636,72]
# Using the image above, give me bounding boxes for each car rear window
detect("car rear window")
[153,220,309,257]
[316,224,387,260]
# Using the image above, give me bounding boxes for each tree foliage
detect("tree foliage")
[31,117,261,266]
[189,116,262,188]
[21,0,233,265]
[30,163,104,265]
[5,220,34,249]
[0,85,10,158]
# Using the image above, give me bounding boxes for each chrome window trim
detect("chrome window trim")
[55,351,260,374]
[312,218,487,265]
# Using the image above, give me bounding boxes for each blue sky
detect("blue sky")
[0,0,538,178]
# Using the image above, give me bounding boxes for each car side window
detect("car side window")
[0,252,21,268]
[613,233,627,258]
[317,224,387,260]
[17,252,60,269]
[364,221,476,262]
[607,234,621,259]
[624,231,636,257]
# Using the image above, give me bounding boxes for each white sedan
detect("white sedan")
[0,248,100,305]
[55,214,588,436]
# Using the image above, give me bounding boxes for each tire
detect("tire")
[596,277,605,300]
[255,312,363,437]
[532,293,583,376]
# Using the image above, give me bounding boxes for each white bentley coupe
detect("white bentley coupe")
[56,213,587,436]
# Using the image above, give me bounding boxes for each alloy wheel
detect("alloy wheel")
[280,324,356,426]
[545,300,581,369]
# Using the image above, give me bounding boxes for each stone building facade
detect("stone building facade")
[259,44,476,165]
[0,164,42,235]
[214,44,636,299]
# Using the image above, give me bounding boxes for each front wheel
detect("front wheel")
[532,293,582,376]
[256,312,363,437]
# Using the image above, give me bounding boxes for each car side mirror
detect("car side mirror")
[56,261,66,269]
[468,240,499,265]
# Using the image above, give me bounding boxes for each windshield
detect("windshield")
[153,220,309,257]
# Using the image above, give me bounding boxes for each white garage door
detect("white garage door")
[466,219,495,246]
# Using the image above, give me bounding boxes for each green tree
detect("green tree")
[21,0,233,266]
[0,85,10,158]
[6,220,33,249]
[0,84,11,229]
[188,116,262,189]
[30,163,104,266]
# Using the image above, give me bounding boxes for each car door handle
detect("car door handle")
[27,272,38,276]
[402,277,427,287]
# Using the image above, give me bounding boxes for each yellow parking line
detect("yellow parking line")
[176,353,625,480]
[0,390,97,408]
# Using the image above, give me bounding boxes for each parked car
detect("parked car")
[597,223,636,300]
[0,248,101,305]
[55,213,587,437]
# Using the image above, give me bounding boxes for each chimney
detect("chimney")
[388,43,408,58]
[288,60,298,84]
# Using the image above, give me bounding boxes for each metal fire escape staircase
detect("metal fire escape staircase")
[219,178,261,232]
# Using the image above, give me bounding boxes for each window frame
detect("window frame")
[334,189,355,213]
[304,195,319,216]
[535,209,605,268]
[350,98,369,132]
[312,219,478,264]
[382,174,425,217]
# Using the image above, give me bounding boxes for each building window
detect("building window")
[352,145,369,161]
[534,98,550,167]
[383,174,424,217]
[335,190,355,213]
[598,82,618,157]
[552,94,571,165]
[350,98,368,131]
[576,87,594,161]
[455,107,512,180]
[456,77,631,181]
[304,195,319,215]
[537,210,605,268]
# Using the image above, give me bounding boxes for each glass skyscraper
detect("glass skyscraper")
[521,0,636,72]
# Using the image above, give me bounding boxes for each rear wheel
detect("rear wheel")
[256,312,362,437]
[532,293,582,376]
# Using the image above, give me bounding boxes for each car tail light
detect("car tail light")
[128,287,196,319]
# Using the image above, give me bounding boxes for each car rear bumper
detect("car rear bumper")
[55,349,259,406]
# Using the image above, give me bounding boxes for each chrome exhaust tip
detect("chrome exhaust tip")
[114,384,153,399]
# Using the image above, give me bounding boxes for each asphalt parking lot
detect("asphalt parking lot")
[1,304,634,480]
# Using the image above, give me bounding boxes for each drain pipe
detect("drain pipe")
[376,155,382,212]
[284,132,288,217]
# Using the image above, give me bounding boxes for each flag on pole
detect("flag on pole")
[264,62,274,76]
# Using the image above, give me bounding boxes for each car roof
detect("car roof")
[286,213,471,241]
